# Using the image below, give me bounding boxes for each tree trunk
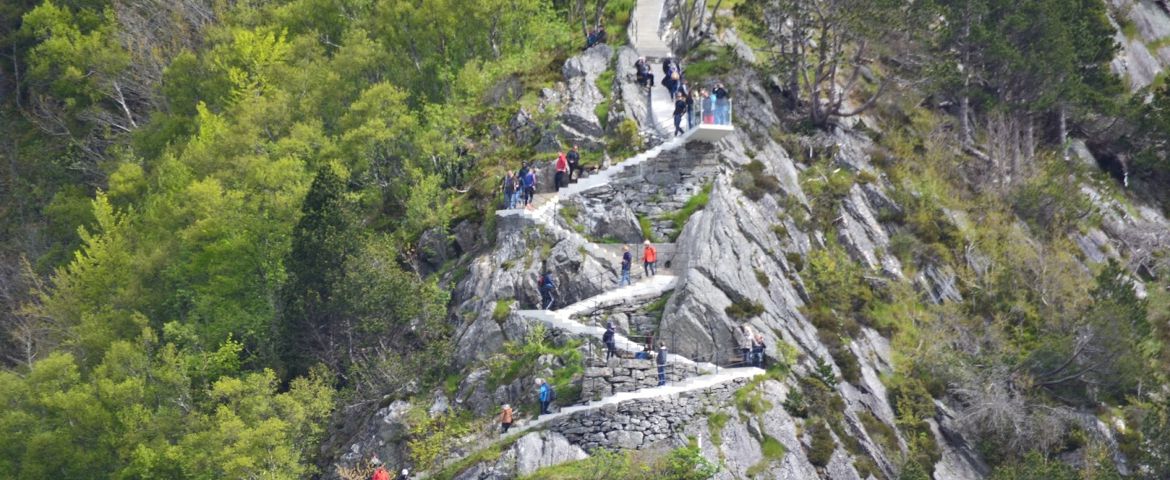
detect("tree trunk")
[1059,105,1069,161]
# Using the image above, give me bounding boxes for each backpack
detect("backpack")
[603,329,614,343]
[542,274,555,290]
[548,385,557,401]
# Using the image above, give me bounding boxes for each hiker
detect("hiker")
[701,89,714,124]
[619,245,632,286]
[567,145,585,182]
[537,378,552,415]
[603,322,618,361]
[371,458,390,480]
[585,28,597,49]
[683,83,695,130]
[595,24,607,44]
[739,324,755,366]
[752,332,766,367]
[539,272,557,310]
[635,57,654,90]
[662,58,681,99]
[713,83,730,125]
[502,170,518,209]
[522,165,537,208]
[656,342,668,386]
[499,403,514,434]
[554,151,569,191]
[396,469,411,480]
[673,92,687,136]
[642,240,658,277]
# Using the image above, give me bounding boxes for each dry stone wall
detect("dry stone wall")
[547,376,749,452]
[580,358,702,401]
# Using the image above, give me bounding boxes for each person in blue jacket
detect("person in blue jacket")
[619,245,632,286]
[537,378,552,415]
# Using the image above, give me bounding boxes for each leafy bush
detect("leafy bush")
[492,299,512,324]
[806,421,835,467]
[666,183,712,239]
[735,160,784,201]
[725,299,765,319]
[611,118,643,153]
[708,411,731,446]
[754,268,771,288]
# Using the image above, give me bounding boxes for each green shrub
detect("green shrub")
[726,299,765,319]
[859,411,898,455]
[735,160,783,201]
[637,214,658,242]
[611,118,643,153]
[754,268,770,288]
[760,434,786,459]
[492,300,512,324]
[666,183,712,239]
[806,420,835,467]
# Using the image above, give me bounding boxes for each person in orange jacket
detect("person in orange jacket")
[642,240,657,277]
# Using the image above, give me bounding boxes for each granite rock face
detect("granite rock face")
[451,431,587,480]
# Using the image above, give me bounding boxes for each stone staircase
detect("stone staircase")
[436,0,755,475]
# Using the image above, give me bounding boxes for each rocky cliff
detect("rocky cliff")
[328,2,1170,479]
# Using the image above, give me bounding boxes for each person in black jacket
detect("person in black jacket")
[682,82,694,130]
[603,322,617,361]
[673,93,687,136]
[656,342,668,386]
[566,144,585,182]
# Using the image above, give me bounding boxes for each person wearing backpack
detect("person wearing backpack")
[619,245,632,286]
[641,240,658,277]
[502,171,518,209]
[603,322,617,361]
[539,272,557,310]
[656,342,668,386]
[537,378,552,415]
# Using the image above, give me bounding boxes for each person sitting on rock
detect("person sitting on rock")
[635,345,651,360]
[567,145,585,182]
[635,57,654,91]
[641,240,658,277]
[603,322,618,361]
[499,403,514,434]
[656,342,669,386]
[595,23,607,44]
[396,468,411,480]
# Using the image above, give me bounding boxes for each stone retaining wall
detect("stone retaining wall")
[548,376,749,451]
[581,358,702,401]
[578,297,665,347]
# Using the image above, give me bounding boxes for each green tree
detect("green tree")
[279,166,356,379]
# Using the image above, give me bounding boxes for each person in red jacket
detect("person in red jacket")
[641,240,658,277]
[371,461,390,480]
[554,151,569,191]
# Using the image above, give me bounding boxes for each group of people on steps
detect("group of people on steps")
[500,145,587,210]
[635,56,732,135]
[539,240,657,311]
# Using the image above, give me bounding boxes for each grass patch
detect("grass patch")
[637,214,658,242]
[761,433,786,460]
[734,160,783,201]
[492,299,512,325]
[754,268,770,288]
[725,299,765,319]
[594,69,615,128]
[859,410,898,456]
[663,183,712,240]
[707,411,731,446]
